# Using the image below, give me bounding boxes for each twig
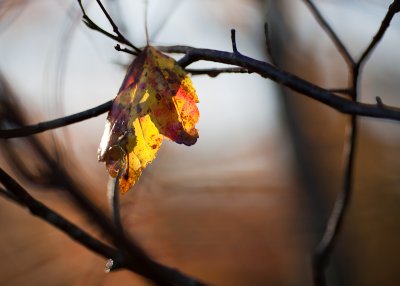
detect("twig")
[0,100,112,139]
[76,0,141,55]
[303,0,355,66]
[231,29,240,54]
[357,0,400,67]
[94,0,141,53]
[115,44,136,55]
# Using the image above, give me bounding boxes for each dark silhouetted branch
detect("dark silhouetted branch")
[357,0,400,67]
[0,169,120,261]
[0,167,207,286]
[303,0,355,66]
[0,100,112,139]
[187,67,251,77]
[311,1,400,286]
[77,0,141,54]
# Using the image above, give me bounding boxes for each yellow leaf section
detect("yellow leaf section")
[118,113,163,195]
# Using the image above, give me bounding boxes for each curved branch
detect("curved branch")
[0,100,112,139]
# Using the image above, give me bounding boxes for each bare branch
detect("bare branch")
[187,67,251,77]
[76,0,141,54]
[115,44,136,55]
[0,169,121,262]
[303,0,355,66]
[312,115,358,286]
[0,167,207,286]
[0,100,112,139]
[230,29,240,54]
[93,0,141,53]
[357,0,400,66]
[311,2,400,285]
[176,47,400,121]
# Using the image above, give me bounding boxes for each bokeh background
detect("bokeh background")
[0,0,399,285]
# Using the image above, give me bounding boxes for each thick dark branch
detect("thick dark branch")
[187,67,251,77]
[357,0,400,66]
[176,47,400,121]
[0,169,120,261]
[0,100,112,139]
[0,168,207,286]
[303,0,355,66]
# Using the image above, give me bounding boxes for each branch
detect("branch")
[0,100,112,139]
[312,115,358,286]
[1,44,400,140]
[0,169,121,263]
[303,0,355,66]
[186,67,251,77]
[77,0,141,54]
[175,47,400,121]
[357,0,400,66]
[0,168,207,286]
[311,1,400,285]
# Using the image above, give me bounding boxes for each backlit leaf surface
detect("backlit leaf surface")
[98,46,199,194]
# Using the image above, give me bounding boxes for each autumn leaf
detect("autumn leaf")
[98,46,199,194]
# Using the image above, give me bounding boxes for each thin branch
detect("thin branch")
[94,0,141,53]
[312,114,358,286]
[110,166,124,234]
[230,29,240,54]
[186,67,251,77]
[76,0,141,55]
[357,0,400,67]
[264,22,277,65]
[115,44,136,55]
[0,100,112,139]
[303,0,355,66]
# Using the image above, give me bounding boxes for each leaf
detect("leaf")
[98,46,199,194]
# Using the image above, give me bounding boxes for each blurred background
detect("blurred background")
[0,0,399,285]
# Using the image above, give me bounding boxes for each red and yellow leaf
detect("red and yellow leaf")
[98,46,199,194]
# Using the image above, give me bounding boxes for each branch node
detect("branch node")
[115,44,136,55]
[376,96,385,108]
